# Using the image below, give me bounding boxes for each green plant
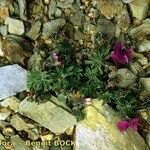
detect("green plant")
[27,69,53,94]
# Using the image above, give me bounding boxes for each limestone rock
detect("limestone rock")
[116,5,130,31]
[5,17,25,35]
[0,7,9,23]
[139,78,150,92]
[138,39,150,52]
[42,19,66,39]
[0,64,27,100]
[74,100,149,150]
[0,25,8,37]
[130,19,150,39]
[129,0,150,20]
[17,0,27,21]
[122,0,134,3]
[48,0,56,19]
[0,108,11,121]
[11,135,30,150]
[10,114,34,131]
[26,21,42,40]
[19,98,77,134]
[0,96,20,111]
[98,0,123,19]
[116,68,137,88]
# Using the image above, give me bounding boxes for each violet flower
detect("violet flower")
[128,118,141,132]
[111,42,133,65]
[117,118,141,133]
[117,120,129,132]
[52,52,59,61]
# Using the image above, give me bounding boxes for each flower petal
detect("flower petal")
[117,120,129,132]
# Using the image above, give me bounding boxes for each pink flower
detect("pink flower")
[111,42,133,65]
[117,118,141,133]
[52,52,59,61]
[128,118,141,132]
[117,120,129,132]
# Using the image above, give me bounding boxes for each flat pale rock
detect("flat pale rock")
[5,17,25,35]
[0,64,27,100]
[74,100,149,150]
[19,98,77,134]
[129,0,150,20]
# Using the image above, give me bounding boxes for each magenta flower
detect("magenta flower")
[128,118,141,132]
[117,118,141,133]
[117,120,129,132]
[111,42,133,65]
[52,52,59,61]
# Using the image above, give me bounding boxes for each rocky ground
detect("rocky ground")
[0,0,150,150]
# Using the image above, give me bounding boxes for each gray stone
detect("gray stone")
[130,19,150,38]
[139,78,150,92]
[116,68,137,88]
[116,5,130,31]
[0,64,27,100]
[0,25,8,37]
[122,0,134,3]
[19,98,77,134]
[57,0,74,9]
[11,135,30,150]
[42,19,66,39]
[10,114,34,131]
[138,39,150,52]
[0,108,11,121]
[0,96,20,111]
[48,0,57,19]
[54,8,62,18]
[129,0,149,20]
[26,21,42,40]
[5,17,25,35]
[70,11,84,26]
[17,0,27,21]
[75,100,149,150]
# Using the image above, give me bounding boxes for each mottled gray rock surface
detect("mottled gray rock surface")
[0,64,27,100]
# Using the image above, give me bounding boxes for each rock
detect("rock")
[43,0,50,5]
[0,7,9,23]
[129,0,150,20]
[11,135,30,150]
[116,68,137,88]
[57,0,74,9]
[98,0,123,19]
[27,51,44,70]
[138,39,150,52]
[26,21,42,40]
[19,98,77,134]
[0,96,20,111]
[48,0,57,19]
[0,108,11,121]
[0,37,4,57]
[42,19,66,39]
[17,0,27,21]
[3,127,15,136]
[97,18,115,36]
[10,114,34,131]
[74,100,149,150]
[70,11,84,26]
[122,0,134,3]
[139,78,150,92]
[5,17,25,35]
[116,5,130,31]
[27,128,39,140]
[54,8,62,18]
[0,64,27,100]
[83,22,96,35]
[146,129,150,148]
[41,133,53,141]
[130,19,150,39]
[138,56,148,66]
[0,25,8,37]
[2,36,32,65]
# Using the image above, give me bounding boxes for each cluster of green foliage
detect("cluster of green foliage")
[27,40,139,120]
